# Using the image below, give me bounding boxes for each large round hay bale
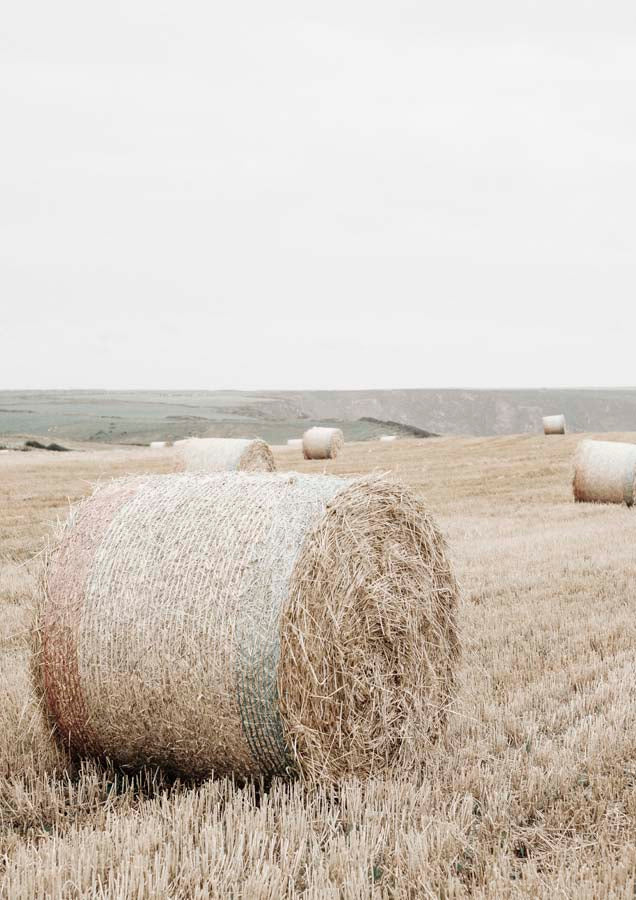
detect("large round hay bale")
[38,472,459,782]
[542,414,566,435]
[573,439,636,506]
[302,427,344,460]
[176,437,275,473]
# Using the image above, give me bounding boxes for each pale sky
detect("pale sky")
[1,1,635,390]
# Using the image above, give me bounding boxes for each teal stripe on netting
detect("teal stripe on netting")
[235,629,294,777]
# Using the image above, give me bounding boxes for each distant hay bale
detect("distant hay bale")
[380,435,397,442]
[573,439,636,506]
[543,414,566,435]
[176,438,275,473]
[287,439,303,449]
[37,472,459,782]
[149,441,170,449]
[302,427,344,460]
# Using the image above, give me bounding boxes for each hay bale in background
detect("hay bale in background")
[176,437,275,473]
[543,414,566,435]
[149,441,170,449]
[302,427,344,460]
[38,472,459,782]
[287,439,303,449]
[380,435,397,442]
[573,439,636,506]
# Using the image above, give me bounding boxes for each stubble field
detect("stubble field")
[1,434,635,898]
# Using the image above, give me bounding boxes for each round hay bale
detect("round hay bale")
[542,414,566,435]
[38,472,459,782]
[380,435,397,442]
[149,441,170,449]
[573,439,636,506]
[287,439,303,449]
[302,427,344,460]
[176,437,275,473]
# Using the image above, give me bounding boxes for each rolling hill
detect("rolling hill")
[1,388,635,444]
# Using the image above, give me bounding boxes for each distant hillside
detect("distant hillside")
[262,389,636,436]
[359,417,438,438]
[1,388,635,443]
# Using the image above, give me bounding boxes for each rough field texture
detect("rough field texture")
[2,434,636,897]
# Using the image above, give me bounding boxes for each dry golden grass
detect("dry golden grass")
[2,434,636,897]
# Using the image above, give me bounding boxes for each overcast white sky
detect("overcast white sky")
[1,1,635,390]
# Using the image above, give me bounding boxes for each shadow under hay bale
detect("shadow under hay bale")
[542,415,566,435]
[37,472,459,783]
[573,439,636,506]
[176,437,275,473]
[302,427,344,460]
